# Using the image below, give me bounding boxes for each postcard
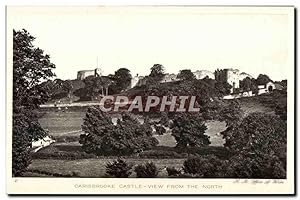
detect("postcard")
[6,6,295,195]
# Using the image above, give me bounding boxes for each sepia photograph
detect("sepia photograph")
[6,6,295,195]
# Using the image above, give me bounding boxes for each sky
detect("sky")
[8,6,293,81]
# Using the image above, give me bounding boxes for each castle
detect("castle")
[77,68,252,94]
[130,68,251,94]
[77,68,103,80]
[215,68,240,93]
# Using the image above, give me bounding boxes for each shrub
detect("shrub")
[166,167,181,177]
[182,155,224,177]
[134,162,158,178]
[105,158,133,178]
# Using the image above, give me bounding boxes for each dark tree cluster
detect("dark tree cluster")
[220,112,286,178]
[79,107,159,156]
[13,29,55,176]
[171,113,210,148]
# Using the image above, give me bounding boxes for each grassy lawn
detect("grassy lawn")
[38,109,227,147]
[29,95,281,178]
[28,158,185,178]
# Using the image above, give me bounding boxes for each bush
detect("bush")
[134,162,158,178]
[32,145,96,160]
[105,158,133,178]
[53,135,80,143]
[182,155,224,177]
[166,167,181,177]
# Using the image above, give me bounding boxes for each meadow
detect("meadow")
[27,95,276,177]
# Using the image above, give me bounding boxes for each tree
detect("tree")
[221,112,286,177]
[240,77,252,91]
[143,64,166,87]
[134,162,159,178]
[110,68,132,93]
[80,107,159,156]
[105,158,133,178]
[13,29,55,176]
[149,64,165,77]
[256,74,272,85]
[223,152,286,178]
[177,69,196,81]
[218,112,287,178]
[82,75,112,100]
[240,77,258,94]
[62,80,73,98]
[219,100,244,127]
[223,112,286,155]
[171,113,210,148]
[182,155,224,177]
[215,81,232,96]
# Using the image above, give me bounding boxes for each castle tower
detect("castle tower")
[215,68,240,93]
[95,68,103,77]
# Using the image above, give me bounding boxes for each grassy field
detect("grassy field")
[38,110,227,146]
[28,95,279,177]
[37,95,274,147]
[28,158,185,178]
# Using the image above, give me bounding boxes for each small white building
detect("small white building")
[32,136,55,149]
[242,90,253,97]
[258,81,276,95]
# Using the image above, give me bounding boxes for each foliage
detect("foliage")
[182,155,224,177]
[171,113,210,148]
[258,90,287,121]
[109,68,132,93]
[81,76,112,100]
[80,107,159,156]
[154,124,166,135]
[31,143,96,160]
[222,112,286,156]
[134,162,159,178]
[61,80,73,98]
[143,64,166,86]
[166,167,181,177]
[215,81,232,96]
[220,112,286,178]
[105,158,133,178]
[223,153,286,178]
[239,77,258,94]
[177,69,196,80]
[219,99,244,127]
[201,98,226,120]
[256,74,272,85]
[13,29,55,176]
[149,64,165,78]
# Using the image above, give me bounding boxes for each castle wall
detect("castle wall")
[194,70,215,79]
[77,70,95,80]
[131,76,145,88]
[77,68,103,80]
[160,73,178,83]
[215,68,240,93]
[227,69,240,92]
